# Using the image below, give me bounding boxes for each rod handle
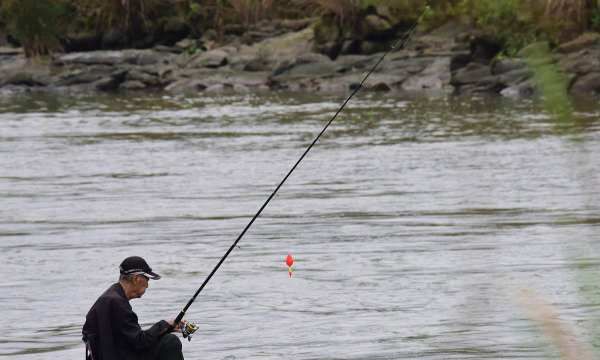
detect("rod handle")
[174,311,185,324]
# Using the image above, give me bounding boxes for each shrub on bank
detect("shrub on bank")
[0,0,597,57]
[0,0,67,56]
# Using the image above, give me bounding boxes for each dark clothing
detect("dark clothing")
[146,334,184,360]
[82,283,174,360]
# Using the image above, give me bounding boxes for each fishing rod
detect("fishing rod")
[173,2,431,338]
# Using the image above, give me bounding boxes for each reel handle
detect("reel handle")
[181,321,199,341]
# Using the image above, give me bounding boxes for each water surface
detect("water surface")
[1,92,599,360]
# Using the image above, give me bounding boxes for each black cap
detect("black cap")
[119,256,161,280]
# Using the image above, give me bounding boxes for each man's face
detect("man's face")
[132,275,149,298]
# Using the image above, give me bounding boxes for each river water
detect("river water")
[0,92,599,360]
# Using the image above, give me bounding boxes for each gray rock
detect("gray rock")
[450,52,471,72]
[120,80,147,90]
[176,38,198,51]
[557,33,600,53]
[402,57,451,91]
[56,66,113,86]
[205,84,227,93]
[164,78,208,93]
[363,73,406,90]
[0,47,23,56]
[570,72,600,94]
[456,79,501,95]
[154,45,183,54]
[277,61,337,78]
[560,49,600,75]
[500,80,536,98]
[94,70,127,91]
[243,58,271,72]
[383,57,431,75]
[127,69,161,86]
[364,15,392,35]
[187,49,228,68]
[54,50,164,66]
[315,80,350,92]
[335,54,376,73]
[0,71,49,87]
[498,68,533,86]
[296,52,332,65]
[279,18,313,32]
[451,62,491,85]
[492,59,527,75]
[136,51,167,66]
[272,53,335,79]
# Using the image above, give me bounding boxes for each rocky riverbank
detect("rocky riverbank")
[1,20,599,98]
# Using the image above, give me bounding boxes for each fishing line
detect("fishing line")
[173,2,431,327]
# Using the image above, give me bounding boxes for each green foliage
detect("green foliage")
[455,0,546,55]
[66,0,192,41]
[592,7,600,31]
[0,0,596,56]
[524,43,573,124]
[1,0,66,57]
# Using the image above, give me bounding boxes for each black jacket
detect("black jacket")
[82,283,170,360]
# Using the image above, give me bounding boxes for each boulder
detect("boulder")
[54,50,165,66]
[120,80,147,90]
[279,18,313,32]
[296,52,331,64]
[560,49,600,75]
[450,52,471,72]
[280,61,337,78]
[451,62,491,85]
[175,38,198,52]
[94,70,127,91]
[570,72,600,94]
[492,59,527,75]
[363,73,407,91]
[402,57,451,91]
[500,80,536,98]
[497,68,533,86]
[456,76,502,95]
[363,15,393,37]
[127,69,161,86]
[0,47,23,56]
[0,71,49,87]
[187,49,228,68]
[164,78,208,93]
[335,54,376,73]
[243,58,270,72]
[56,66,113,86]
[557,33,600,54]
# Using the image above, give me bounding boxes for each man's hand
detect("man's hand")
[166,319,183,332]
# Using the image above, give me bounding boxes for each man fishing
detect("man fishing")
[82,256,185,360]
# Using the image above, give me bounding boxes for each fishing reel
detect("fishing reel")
[180,321,199,341]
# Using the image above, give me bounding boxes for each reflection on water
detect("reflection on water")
[0,92,599,360]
